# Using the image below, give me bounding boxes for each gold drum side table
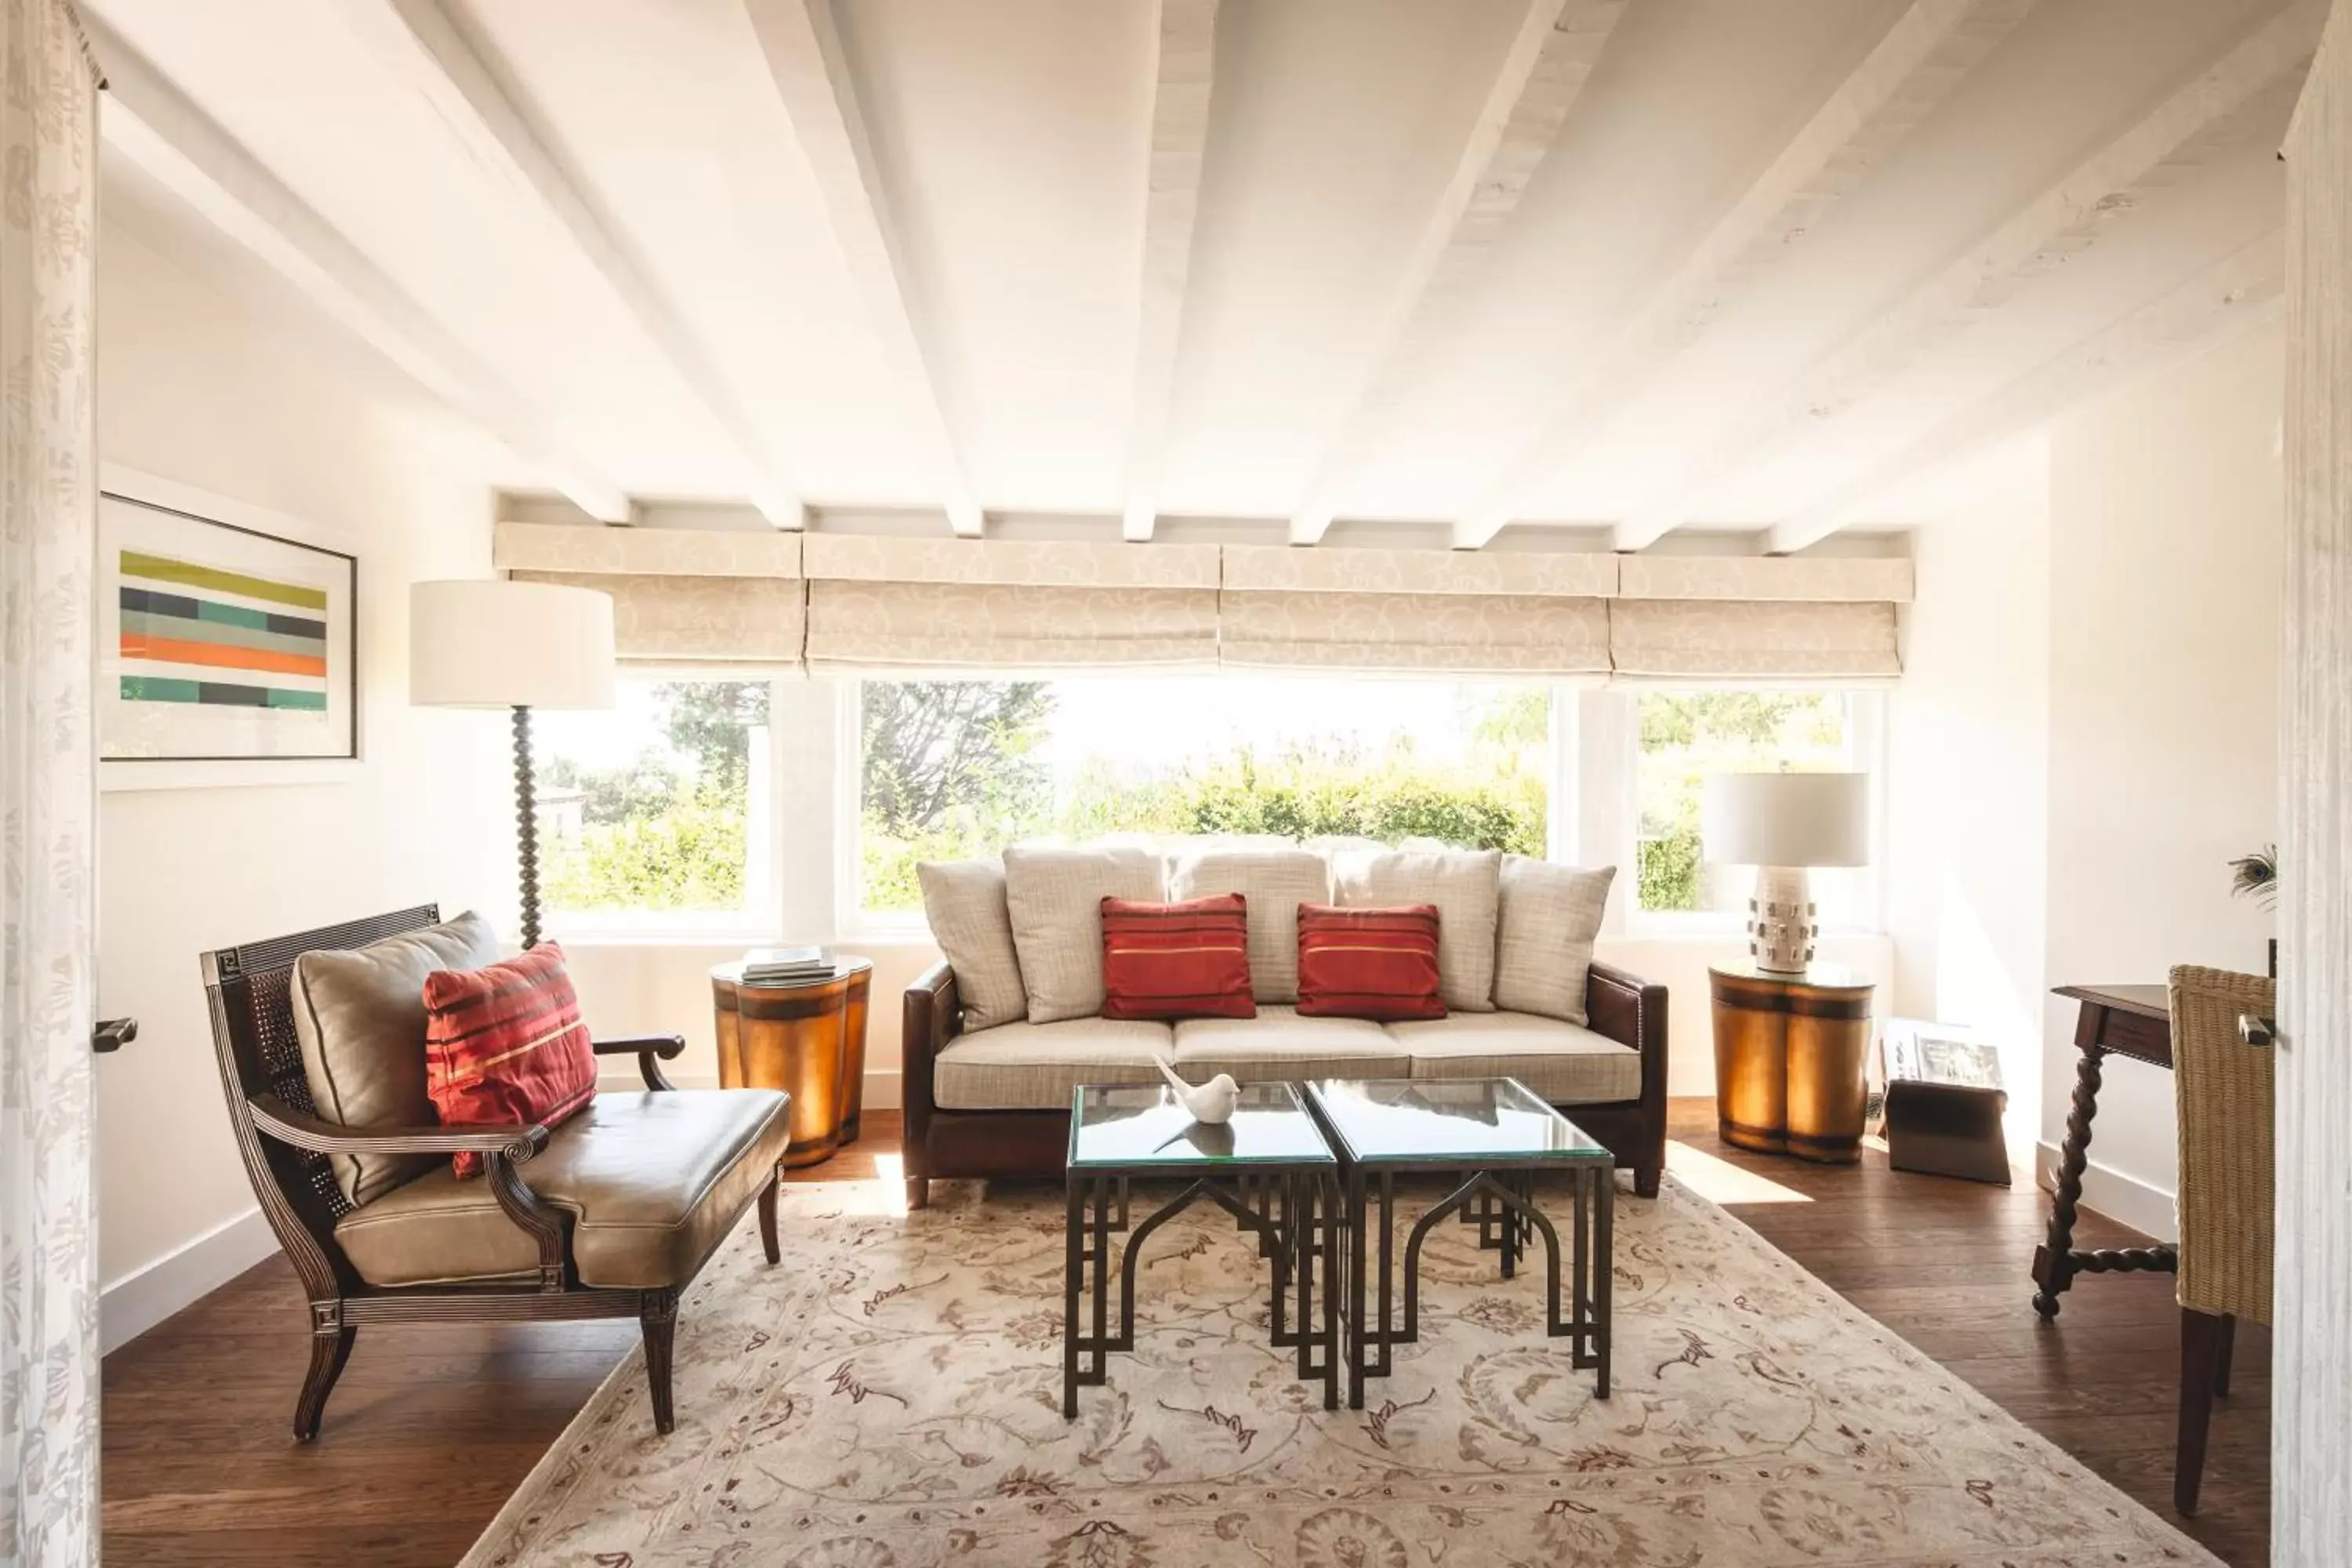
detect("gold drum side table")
[711,957,873,1169]
[1708,960,1874,1164]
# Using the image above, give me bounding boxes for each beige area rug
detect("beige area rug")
[463,1175,2216,1568]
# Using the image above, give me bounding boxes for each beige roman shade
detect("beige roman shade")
[803,535,1220,671]
[1610,554,1908,681]
[493,521,1911,681]
[495,521,805,666]
[1218,545,1614,676]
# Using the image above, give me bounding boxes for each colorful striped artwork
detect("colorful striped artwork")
[116,550,331,713]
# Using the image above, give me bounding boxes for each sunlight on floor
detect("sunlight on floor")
[830,1150,910,1218]
[1665,1140,1814,1206]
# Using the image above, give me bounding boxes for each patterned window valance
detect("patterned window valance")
[492,522,1910,680]
[1607,599,1902,682]
[804,582,1220,671]
[803,533,1218,589]
[508,571,805,665]
[1221,591,1610,676]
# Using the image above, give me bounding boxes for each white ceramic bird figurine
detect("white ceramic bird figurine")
[1154,1059,1240,1125]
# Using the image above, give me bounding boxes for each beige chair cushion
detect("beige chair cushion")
[292,909,500,1207]
[934,1017,1174,1110]
[1493,858,1616,1026]
[1168,848,1330,1004]
[1002,846,1164,1023]
[1383,1011,1640,1105]
[1335,848,1501,1012]
[335,1088,789,1290]
[1171,1007,1408,1083]
[916,858,1029,1031]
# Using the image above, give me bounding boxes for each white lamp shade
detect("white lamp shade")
[409,579,616,710]
[1701,771,1870,868]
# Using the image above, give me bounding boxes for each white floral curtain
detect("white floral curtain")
[0,0,100,1563]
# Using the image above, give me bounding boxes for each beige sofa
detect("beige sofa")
[902,842,1668,1206]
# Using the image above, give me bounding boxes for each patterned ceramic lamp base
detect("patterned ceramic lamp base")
[1747,864,1817,974]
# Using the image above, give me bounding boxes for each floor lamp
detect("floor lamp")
[411,579,616,949]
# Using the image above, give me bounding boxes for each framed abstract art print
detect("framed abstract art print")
[99,474,358,785]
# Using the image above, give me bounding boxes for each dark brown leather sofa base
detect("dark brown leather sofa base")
[900,960,1668,1210]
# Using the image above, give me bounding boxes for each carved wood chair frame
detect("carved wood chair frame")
[199,904,780,1439]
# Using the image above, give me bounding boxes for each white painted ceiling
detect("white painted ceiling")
[82,0,2316,550]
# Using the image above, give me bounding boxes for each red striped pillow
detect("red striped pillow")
[1296,903,1446,1022]
[1099,895,1255,1021]
[422,943,597,1178]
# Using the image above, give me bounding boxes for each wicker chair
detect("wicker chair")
[2167,963,2274,1515]
[201,905,790,1440]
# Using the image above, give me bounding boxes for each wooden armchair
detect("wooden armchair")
[2168,963,2275,1515]
[201,906,791,1440]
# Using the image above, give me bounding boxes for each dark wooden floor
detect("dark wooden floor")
[101,1101,2268,1567]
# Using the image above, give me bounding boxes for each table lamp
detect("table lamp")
[411,579,615,949]
[1701,771,1869,974]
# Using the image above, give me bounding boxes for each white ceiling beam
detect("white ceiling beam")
[1766,230,2283,554]
[1624,0,2322,551]
[85,15,636,523]
[742,0,983,537]
[1121,0,1221,544]
[1288,0,1627,547]
[1454,0,2039,552]
[332,0,805,528]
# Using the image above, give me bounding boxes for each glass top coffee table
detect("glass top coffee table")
[1063,1082,1340,1417]
[1305,1077,1616,1408]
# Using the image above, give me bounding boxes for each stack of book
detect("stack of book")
[742,946,833,985]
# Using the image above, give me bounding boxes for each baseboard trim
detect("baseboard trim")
[2034,1141,2177,1243]
[102,1205,280,1355]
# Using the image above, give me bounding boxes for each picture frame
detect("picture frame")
[1879,1016,2005,1090]
[99,468,361,791]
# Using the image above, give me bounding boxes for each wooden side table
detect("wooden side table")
[1709,960,1875,1163]
[711,957,873,1169]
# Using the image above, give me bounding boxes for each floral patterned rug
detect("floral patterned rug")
[463,1174,2216,1568]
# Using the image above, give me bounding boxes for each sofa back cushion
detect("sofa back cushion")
[1494,858,1617,1027]
[1003,846,1165,1023]
[1295,904,1446,1022]
[916,858,1029,1032]
[1334,848,1501,1011]
[1100,895,1255,1021]
[423,943,598,1178]
[1167,847,1330,1004]
[292,909,501,1207]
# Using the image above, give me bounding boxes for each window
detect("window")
[534,677,775,932]
[855,677,1553,919]
[1632,690,1875,926]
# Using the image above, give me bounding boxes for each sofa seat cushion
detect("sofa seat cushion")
[334,1088,789,1290]
[1383,1011,1640,1105]
[1171,1007,1408,1083]
[934,1017,1174,1110]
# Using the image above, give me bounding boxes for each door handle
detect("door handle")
[93,1017,136,1054]
[2238,1013,2275,1047]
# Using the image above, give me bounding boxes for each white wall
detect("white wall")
[2039,319,2283,1231]
[94,223,512,1348]
[1884,439,2053,1160]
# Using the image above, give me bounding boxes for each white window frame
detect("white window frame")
[535,669,792,946]
[1610,687,1888,938]
[836,677,933,942]
[836,673,1573,933]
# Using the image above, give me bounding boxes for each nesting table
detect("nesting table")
[1064,1082,1340,1416]
[1061,1076,1615,1418]
[1305,1077,1616,1407]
